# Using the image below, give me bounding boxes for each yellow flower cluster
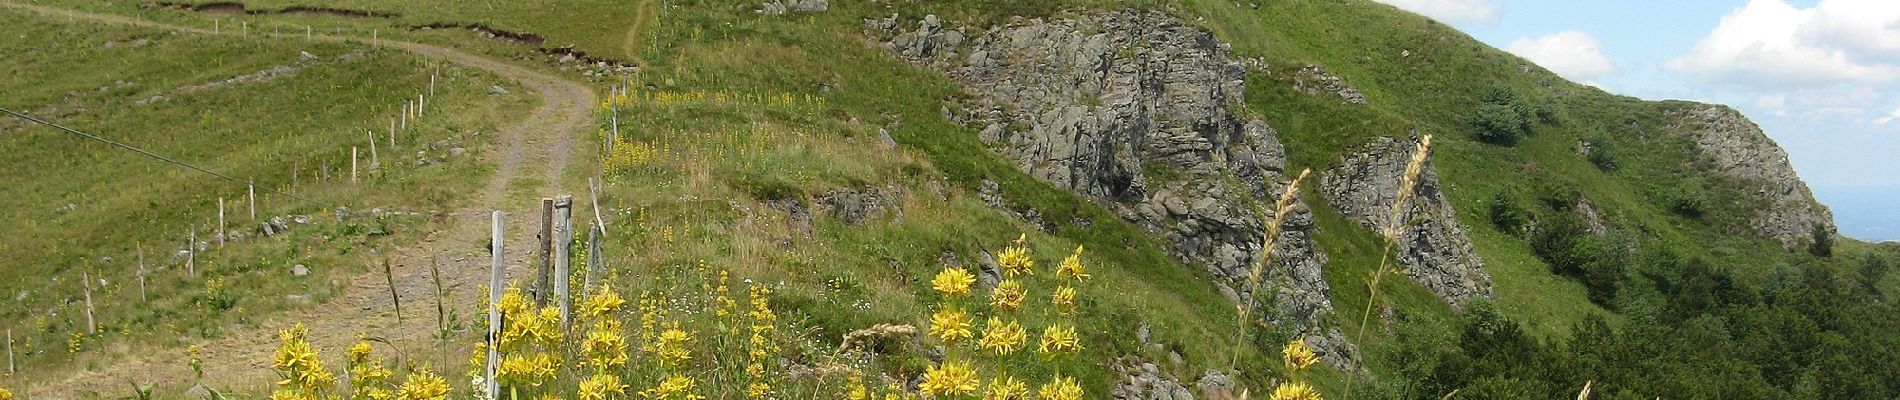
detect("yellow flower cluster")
[977,318,1026,356]
[997,235,1035,277]
[603,141,661,173]
[921,234,1092,400]
[919,360,980,397]
[395,370,450,400]
[494,286,564,390]
[577,374,627,400]
[1269,337,1325,400]
[638,374,705,400]
[347,340,396,400]
[271,324,335,398]
[0,387,12,400]
[931,267,977,298]
[744,284,779,398]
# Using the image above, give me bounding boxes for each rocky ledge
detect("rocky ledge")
[1673,106,1836,250]
[868,10,1357,369]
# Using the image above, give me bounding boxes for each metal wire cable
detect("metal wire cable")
[2,106,343,209]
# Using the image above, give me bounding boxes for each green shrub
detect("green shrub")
[1537,180,1581,211]
[1584,135,1616,171]
[1471,102,1527,145]
[1488,190,1526,234]
[1666,189,1707,218]
[1809,223,1834,258]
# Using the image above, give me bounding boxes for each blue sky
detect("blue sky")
[1372,0,1900,241]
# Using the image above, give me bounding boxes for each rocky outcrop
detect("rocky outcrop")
[1673,106,1835,249]
[1322,137,1493,307]
[1292,65,1366,105]
[1111,359,1195,400]
[814,185,903,225]
[869,11,1356,368]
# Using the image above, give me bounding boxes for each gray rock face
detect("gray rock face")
[1112,360,1195,400]
[1674,106,1835,249]
[872,11,1355,369]
[814,185,903,225]
[1322,137,1493,307]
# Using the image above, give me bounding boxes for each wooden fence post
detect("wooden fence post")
[248,180,257,221]
[419,94,426,119]
[137,243,148,302]
[537,198,553,306]
[589,178,607,236]
[584,223,601,295]
[352,147,360,184]
[217,197,226,248]
[82,270,96,334]
[400,101,408,131]
[553,196,573,329]
[369,129,379,168]
[487,211,504,400]
[187,227,197,277]
[6,328,13,375]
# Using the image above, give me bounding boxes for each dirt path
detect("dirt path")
[1,3,594,397]
[622,0,658,64]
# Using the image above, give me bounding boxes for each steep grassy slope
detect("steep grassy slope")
[0,5,533,383]
[7,0,1898,398]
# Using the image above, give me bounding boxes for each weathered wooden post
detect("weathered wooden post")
[248,180,257,221]
[553,196,573,328]
[305,25,311,41]
[400,101,409,131]
[137,243,148,302]
[187,227,197,276]
[419,94,426,119]
[584,223,601,294]
[487,211,504,400]
[82,270,96,334]
[217,197,226,248]
[369,129,380,168]
[589,178,607,236]
[6,328,13,375]
[351,147,360,183]
[536,198,553,306]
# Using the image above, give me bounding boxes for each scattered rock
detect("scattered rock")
[1111,358,1194,400]
[1293,65,1367,104]
[1321,136,1493,307]
[814,185,903,224]
[1195,370,1236,398]
[291,264,309,277]
[487,85,509,95]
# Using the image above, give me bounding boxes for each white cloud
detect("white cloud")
[1371,0,1500,25]
[1507,31,1617,81]
[1873,105,1900,124]
[1666,0,1900,89]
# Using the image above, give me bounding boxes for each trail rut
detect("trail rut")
[0,2,595,396]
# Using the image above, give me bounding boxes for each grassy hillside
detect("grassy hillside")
[5,0,1900,398]
[0,5,533,384]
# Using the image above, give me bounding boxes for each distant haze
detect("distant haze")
[1815,185,1900,242]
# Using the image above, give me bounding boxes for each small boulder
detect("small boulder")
[487,85,509,95]
[291,264,310,277]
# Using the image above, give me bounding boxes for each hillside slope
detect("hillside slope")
[4,0,1897,399]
